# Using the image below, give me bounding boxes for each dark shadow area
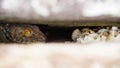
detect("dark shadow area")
[38,25,74,42]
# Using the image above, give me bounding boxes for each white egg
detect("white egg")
[108,26,119,42]
[111,26,118,31]
[97,29,109,42]
[77,31,98,44]
[72,29,81,41]
[109,29,120,42]
[98,29,109,33]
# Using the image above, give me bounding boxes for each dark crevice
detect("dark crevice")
[0,22,119,43]
[38,25,74,42]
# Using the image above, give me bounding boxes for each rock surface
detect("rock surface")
[0,42,120,68]
[0,0,120,26]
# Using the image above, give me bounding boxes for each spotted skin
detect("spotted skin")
[0,24,46,43]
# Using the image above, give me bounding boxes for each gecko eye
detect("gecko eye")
[24,28,31,37]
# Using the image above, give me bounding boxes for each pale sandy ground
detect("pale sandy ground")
[0,42,120,68]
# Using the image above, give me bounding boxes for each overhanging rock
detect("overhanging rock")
[0,0,120,26]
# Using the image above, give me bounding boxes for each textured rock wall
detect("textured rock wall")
[0,0,120,25]
[0,42,120,68]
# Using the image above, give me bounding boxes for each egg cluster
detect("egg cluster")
[72,26,120,43]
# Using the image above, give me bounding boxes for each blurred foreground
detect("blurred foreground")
[0,42,120,68]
